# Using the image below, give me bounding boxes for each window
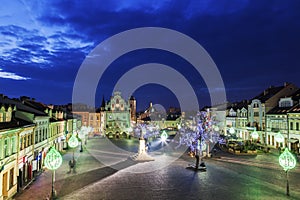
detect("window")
[290,122,293,130]
[11,136,17,153]
[5,111,11,122]
[254,112,259,117]
[0,139,2,159]
[28,134,32,146]
[9,168,14,189]
[296,122,299,131]
[4,138,9,157]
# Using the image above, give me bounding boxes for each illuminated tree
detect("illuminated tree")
[177,111,219,170]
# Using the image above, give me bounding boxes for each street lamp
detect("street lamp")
[251,131,259,140]
[44,147,63,199]
[279,148,297,196]
[68,133,79,160]
[229,127,235,134]
[78,130,85,152]
[275,132,285,143]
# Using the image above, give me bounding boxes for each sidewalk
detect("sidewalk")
[13,143,106,200]
[211,143,300,173]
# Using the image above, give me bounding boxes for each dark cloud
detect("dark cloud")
[0,0,299,109]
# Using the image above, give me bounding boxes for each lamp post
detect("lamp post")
[78,130,84,152]
[44,147,63,200]
[279,148,296,196]
[68,133,79,160]
[251,131,259,141]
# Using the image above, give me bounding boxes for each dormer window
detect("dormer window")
[279,97,293,107]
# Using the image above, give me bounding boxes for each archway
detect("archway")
[122,132,128,139]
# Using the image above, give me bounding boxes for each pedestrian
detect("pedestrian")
[69,158,76,173]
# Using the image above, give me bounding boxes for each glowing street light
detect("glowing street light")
[44,147,63,199]
[68,133,79,148]
[229,127,235,134]
[251,131,259,140]
[275,132,285,143]
[279,148,297,196]
[214,126,219,132]
[68,133,79,160]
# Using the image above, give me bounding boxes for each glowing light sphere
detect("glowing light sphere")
[177,124,181,130]
[44,147,63,170]
[279,148,297,171]
[68,134,79,148]
[251,131,259,140]
[229,127,235,134]
[275,132,284,143]
[214,126,219,132]
[161,131,168,142]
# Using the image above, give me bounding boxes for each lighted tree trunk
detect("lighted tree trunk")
[195,154,200,170]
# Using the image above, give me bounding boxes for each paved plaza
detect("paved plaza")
[13,138,300,200]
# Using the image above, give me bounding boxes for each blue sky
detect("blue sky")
[0,0,299,110]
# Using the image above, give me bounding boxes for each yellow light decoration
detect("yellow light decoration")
[68,134,79,148]
[44,147,63,171]
[279,148,296,171]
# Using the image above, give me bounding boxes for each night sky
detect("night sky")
[0,0,299,111]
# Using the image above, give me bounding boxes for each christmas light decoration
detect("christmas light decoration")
[44,147,62,171]
[68,133,79,148]
[279,148,296,171]
[161,131,168,142]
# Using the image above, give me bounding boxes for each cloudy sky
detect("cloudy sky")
[0,0,299,111]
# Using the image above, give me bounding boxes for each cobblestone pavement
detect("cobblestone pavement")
[13,138,300,200]
[62,158,300,200]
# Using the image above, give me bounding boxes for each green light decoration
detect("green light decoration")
[279,148,297,171]
[275,132,285,143]
[251,131,259,140]
[44,147,63,171]
[161,131,168,142]
[68,134,79,148]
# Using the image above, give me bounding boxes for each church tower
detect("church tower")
[129,96,136,122]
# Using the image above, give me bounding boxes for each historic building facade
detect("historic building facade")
[105,91,131,138]
[0,95,80,199]
[247,83,298,143]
